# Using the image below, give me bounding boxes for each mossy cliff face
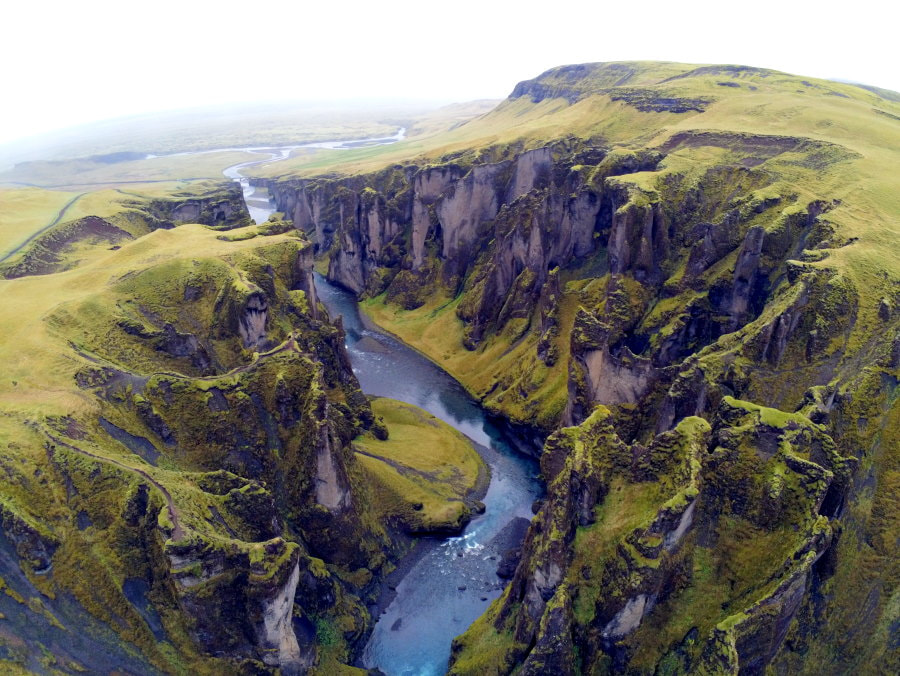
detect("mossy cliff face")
[267,62,900,673]
[141,185,250,230]
[448,399,857,674]
[50,231,384,672]
[0,218,478,673]
[267,136,863,436]
[268,142,667,429]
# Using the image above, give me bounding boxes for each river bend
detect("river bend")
[221,135,541,675]
[316,276,541,676]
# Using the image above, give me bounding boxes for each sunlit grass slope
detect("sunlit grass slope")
[0,179,242,276]
[0,187,82,258]
[353,397,488,533]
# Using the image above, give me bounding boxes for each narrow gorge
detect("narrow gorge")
[0,59,896,676]
[225,135,546,675]
[260,62,898,674]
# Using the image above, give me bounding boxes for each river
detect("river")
[315,276,542,675]
[223,138,542,675]
[217,128,406,223]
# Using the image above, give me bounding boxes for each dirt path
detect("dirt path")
[45,431,185,541]
[150,334,307,383]
[0,192,86,263]
[44,337,309,542]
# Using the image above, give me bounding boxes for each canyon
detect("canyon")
[0,60,896,675]
[260,61,898,674]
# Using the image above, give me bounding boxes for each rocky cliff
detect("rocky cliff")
[39,226,385,673]
[449,396,866,674]
[267,133,861,436]
[0,211,485,673]
[265,62,899,673]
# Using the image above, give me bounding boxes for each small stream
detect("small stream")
[220,134,543,675]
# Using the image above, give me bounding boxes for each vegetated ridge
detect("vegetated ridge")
[263,61,899,674]
[0,196,486,672]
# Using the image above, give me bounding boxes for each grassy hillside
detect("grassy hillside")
[353,397,488,533]
[0,181,245,263]
[0,187,83,259]
[270,61,899,674]
[0,192,484,671]
[253,62,898,180]
[0,181,252,279]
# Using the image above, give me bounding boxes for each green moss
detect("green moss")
[353,398,487,533]
[449,595,524,675]
[720,396,815,429]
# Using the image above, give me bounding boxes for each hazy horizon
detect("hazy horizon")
[0,98,459,151]
[3,0,896,148]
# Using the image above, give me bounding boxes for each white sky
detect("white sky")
[1,0,896,145]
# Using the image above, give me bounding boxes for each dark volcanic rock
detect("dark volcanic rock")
[496,548,521,579]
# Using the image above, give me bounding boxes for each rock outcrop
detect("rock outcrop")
[0,224,417,674]
[140,184,251,229]
[450,398,855,674]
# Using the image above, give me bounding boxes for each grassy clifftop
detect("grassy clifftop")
[274,61,899,430]
[268,60,900,303]
[0,208,486,672]
[354,397,488,534]
[268,61,899,674]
